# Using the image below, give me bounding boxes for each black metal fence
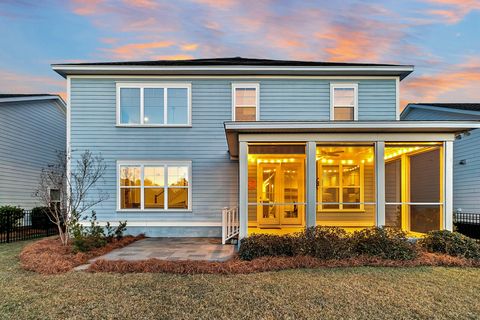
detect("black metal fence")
[454,212,480,239]
[0,210,58,244]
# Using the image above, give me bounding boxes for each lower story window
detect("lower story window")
[118,161,191,211]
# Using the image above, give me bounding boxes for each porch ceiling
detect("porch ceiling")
[224,120,480,158]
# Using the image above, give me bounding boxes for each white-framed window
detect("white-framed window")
[232,83,259,121]
[116,82,192,126]
[330,83,358,121]
[49,188,61,210]
[117,160,192,211]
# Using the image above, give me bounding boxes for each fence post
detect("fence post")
[6,211,10,243]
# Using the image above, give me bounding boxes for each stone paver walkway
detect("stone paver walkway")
[90,237,236,263]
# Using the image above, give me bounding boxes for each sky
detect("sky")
[0,0,479,108]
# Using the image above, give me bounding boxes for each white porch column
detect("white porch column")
[239,141,248,239]
[375,141,386,227]
[444,140,453,231]
[306,141,317,228]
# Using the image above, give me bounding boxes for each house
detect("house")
[51,57,480,241]
[401,103,480,213]
[0,94,66,209]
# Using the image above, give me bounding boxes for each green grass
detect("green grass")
[1,241,480,319]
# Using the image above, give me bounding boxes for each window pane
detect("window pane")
[144,188,165,209]
[385,204,402,228]
[144,166,164,186]
[334,107,354,120]
[50,189,61,202]
[343,165,360,186]
[120,188,140,209]
[235,107,256,121]
[120,166,141,186]
[334,87,354,106]
[322,166,339,187]
[410,149,440,203]
[168,166,189,186]
[167,88,188,124]
[322,188,339,209]
[168,188,188,209]
[235,88,256,105]
[343,188,360,209]
[120,88,140,124]
[144,88,164,124]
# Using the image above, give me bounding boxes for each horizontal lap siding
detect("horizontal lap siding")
[70,77,398,226]
[0,100,66,209]
[403,107,480,212]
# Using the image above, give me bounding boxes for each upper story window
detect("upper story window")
[330,83,358,121]
[118,160,192,211]
[116,83,191,126]
[232,83,259,121]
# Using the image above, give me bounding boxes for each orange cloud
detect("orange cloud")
[181,43,199,51]
[123,0,159,9]
[402,57,480,106]
[153,54,194,60]
[424,0,480,23]
[104,41,175,59]
[72,0,104,16]
[190,0,236,9]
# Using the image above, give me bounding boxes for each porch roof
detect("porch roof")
[224,120,480,158]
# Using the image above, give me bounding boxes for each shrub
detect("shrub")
[297,227,354,259]
[238,234,298,260]
[106,221,127,240]
[30,206,55,229]
[0,206,25,232]
[351,227,418,260]
[419,230,480,260]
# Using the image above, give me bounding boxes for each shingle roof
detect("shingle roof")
[52,56,409,67]
[0,94,55,98]
[408,103,480,112]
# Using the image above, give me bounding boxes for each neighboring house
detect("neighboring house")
[0,94,66,209]
[401,103,480,213]
[52,57,480,240]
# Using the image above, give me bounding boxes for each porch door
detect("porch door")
[256,162,304,226]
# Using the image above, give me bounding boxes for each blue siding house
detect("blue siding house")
[52,57,480,240]
[401,103,480,213]
[0,94,66,209]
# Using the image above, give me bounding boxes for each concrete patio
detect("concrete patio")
[91,237,237,263]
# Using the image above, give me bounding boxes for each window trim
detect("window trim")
[232,82,260,121]
[116,160,192,212]
[116,82,192,127]
[330,83,358,121]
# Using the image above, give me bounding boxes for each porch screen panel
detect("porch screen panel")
[385,143,443,233]
[316,144,376,227]
[247,144,306,230]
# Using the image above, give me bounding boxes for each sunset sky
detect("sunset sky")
[0,0,479,108]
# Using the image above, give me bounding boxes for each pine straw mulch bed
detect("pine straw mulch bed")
[20,235,145,274]
[87,252,480,275]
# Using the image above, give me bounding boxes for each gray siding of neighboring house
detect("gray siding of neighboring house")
[0,100,66,209]
[402,107,480,212]
[70,77,398,236]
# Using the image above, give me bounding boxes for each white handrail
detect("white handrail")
[222,206,239,244]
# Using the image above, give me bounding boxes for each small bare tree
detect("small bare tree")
[35,150,108,245]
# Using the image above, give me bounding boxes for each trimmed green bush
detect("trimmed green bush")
[419,230,480,260]
[351,227,418,260]
[238,234,298,260]
[0,206,25,232]
[297,227,354,259]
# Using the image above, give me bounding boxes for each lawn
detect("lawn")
[1,241,480,319]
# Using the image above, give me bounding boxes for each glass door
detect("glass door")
[257,163,281,225]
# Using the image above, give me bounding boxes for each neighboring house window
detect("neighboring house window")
[117,83,191,126]
[232,83,259,121]
[118,161,192,211]
[330,83,358,121]
[49,188,61,210]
